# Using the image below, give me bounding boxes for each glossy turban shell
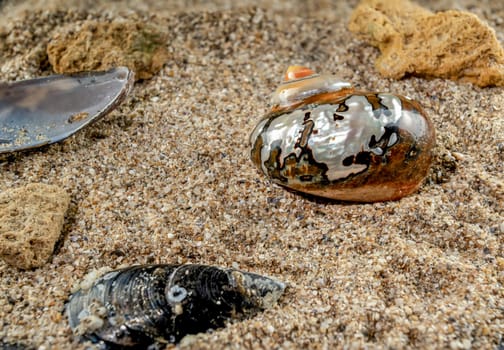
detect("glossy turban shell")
[250,66,436,202]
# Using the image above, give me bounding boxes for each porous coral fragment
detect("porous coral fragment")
[47,20,169,80]
[348,0,504,87]
[0,183,70,269]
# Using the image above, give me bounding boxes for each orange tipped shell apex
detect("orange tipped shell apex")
[284,66,316,81]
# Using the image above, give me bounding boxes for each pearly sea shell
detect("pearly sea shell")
[0,67,133,154]
[250,66,436,202]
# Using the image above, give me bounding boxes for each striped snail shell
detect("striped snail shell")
[250,66,435,202]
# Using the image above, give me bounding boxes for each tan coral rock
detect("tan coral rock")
[348,0,504,87]
[47,20,169,80]
[0,183,70,269]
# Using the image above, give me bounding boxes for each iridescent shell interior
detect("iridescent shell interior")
[0,67,134,154]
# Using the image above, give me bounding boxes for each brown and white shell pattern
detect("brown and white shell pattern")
[250,66,436,202]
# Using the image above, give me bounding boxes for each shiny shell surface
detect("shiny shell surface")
[250,66,435,202]
[66,264,285,349]
[0,67,133,154]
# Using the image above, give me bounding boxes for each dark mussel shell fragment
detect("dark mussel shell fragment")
[66,264,285,348]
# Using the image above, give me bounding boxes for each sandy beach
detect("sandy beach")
[0,0,503,349]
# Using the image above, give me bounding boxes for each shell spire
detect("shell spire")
[271,66,353,112]
[284,66,317,81]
